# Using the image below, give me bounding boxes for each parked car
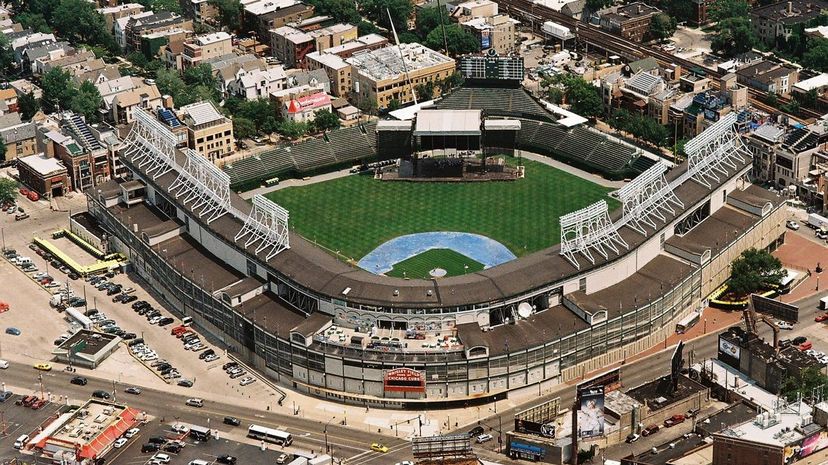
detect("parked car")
[476,434,493,444]
[70,376,88,386]
[793,336,808,345]
[626,433,640,443]
[217,456,237,465]
[124,428,140,438]
[113,438,128,449]
[776,321,794,330]
[5,327,20,335]
[664,414,685,427]
[178,379,194,388]
[171,424,189,434]
[239,376,256,386]
[642,425,660,436]
[141,443,160,453]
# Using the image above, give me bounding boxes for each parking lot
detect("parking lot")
[105,421,293,465]
[0,393,63,463]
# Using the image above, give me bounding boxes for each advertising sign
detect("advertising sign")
[752,293,799,323]
[798,431,828,459]
[383,368,425,393]
[718,337,741,361]
[481,30,491,50]
[515,419,556,438]
[577,385,605,439]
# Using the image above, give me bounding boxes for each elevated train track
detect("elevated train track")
[497,0,822,121]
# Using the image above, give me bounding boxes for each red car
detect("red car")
[641,424,660,436]
[815,313,828,322]
[664,414,686,427]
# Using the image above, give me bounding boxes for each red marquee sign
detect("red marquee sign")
[384,368,426,393]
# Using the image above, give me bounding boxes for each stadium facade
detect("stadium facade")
[85,109,785,408]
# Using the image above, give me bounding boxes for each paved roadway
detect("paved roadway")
[3,289,824,465]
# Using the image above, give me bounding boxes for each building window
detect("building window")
[579,277,586,292]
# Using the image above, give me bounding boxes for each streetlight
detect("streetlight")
[324,417,335,454]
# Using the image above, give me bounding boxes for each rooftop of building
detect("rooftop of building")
[794,73,828,92]
[696,402,758,437]
[751,0,828,24]
[195,31,231,45]
[57,329,119,356]
[307,50,348,69]
[718,401,816,447]
[346,43,454,81]
[179,100,227,126]
[751,123,786,143]
[627,374,708,411]
[244,0,301,16]
[17,153,66,176]
[97,3,145,14]
[604,389,641,416]
[323,33,387,56]
[627,434,709,465]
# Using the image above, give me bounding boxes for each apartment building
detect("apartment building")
[0,113,36,162]
[182,32,233,70]
[271,23,357,68]
[751,0,828,45]
[735,59,799,96]
[227,66,287,100]
[96,3,145,32]
[599,2,660,42]
[188,0,219,24]
[179,101,234,162]
[242,0,315,42]
[461,15,517,54]
[346,43,456,111]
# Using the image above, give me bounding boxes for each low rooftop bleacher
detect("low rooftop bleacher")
[434,87,552,121]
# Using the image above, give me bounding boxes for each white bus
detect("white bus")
[248,424,293,446]
[675,312,701,334]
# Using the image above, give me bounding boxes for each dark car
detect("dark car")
[641,424,660,436]
[111,294,126,303]
[222,362,238,370]
[147,436,167,445]
[141,443,160,453]
[70,376,88,386]
[779,339,792,349]
[198,349,215,360]
[467,426,484,437]
[124,387,142,395]
[217,455,237,465]
[122,332,137,340]
[158,317,174,327]
[121,295,138,304]
[67,297,86,307]
[132,301,150,310]
[0,391,12,402]
[68,272,80,280]
[106,286,123,296]
[223,416,241,426]
[163,443,183,453]
[793,336,808,345]
[178,379,194,388]
[91,390,111,400]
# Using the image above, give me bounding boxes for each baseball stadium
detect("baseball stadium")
[85,77,785,408]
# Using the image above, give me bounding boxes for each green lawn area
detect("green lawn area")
[266,158,618,261]
[386,248,484,279]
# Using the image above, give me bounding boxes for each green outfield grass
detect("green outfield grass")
[266,158,618,261]
[386,248,484,279]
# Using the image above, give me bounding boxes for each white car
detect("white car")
[113,438,128,448]
[204,354,220,362]
[171,424,189,434]
[776,321,794,330]
[476,434,493,443]
[239,376,256,386]
[124,428,140,438]
[151,453,171,464]
[786,220,800,230]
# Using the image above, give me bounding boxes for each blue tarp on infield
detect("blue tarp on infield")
[357,232,517,275]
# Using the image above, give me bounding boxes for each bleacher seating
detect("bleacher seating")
[629,155,658,173]
[225,122,377,186]
[434,87,552,120]
[66,113,102,151]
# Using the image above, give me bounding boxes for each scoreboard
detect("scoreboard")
[459,51,524,82]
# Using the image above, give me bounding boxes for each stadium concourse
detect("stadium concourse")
[83,105,785,408]
[222,86,657,191]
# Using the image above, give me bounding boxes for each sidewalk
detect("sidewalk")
[239,167,353,199]
[518,151,627,189]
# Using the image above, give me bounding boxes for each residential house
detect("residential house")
[207,53,267,97]
[38,128,93,191]
[599,2,660,42]
[62,112,111,185]
[96,76,164,124]
[0,113,36,162]
[243,0,315,41]
[735,59,799,96]
[124,11,193,52]
[115,11,154,49]
[181,32,233,70]
[96,3,145,32]
[282,91,332,123]
[23,41,74,75]
[306,51,351,97]
[751,0,828,46]
[0,89,19,114]
[179,101,234,161]
[228,66,287,100]
[746,123,786,183]
[450,0,499,21]
[10,79,42,100]
[188,0,220,24]
[11,32,56,65]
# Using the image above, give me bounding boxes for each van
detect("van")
[182,316,193,327]
[189,460,210,465]
[820,296,828,310]
[14,434,29,449]
[0,359,8,369]
[17,256,32,266]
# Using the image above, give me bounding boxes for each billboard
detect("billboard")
[412,435,472,459]
[752,293,799,323]
[577,385,605,439]
[514,397,561,438]
[718,337,741,362]
[383,368,425,393]
[798,430,828,459]
[515,419,557,438]
[481,30,491,50]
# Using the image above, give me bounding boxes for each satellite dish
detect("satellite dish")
[517,302,533,319]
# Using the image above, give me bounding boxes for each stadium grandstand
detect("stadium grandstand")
[223,121,377,189]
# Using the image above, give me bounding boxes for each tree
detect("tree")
[728,248,786,297]
[662,0,694,23]
[357,20,379,36]
[150,0,182,13]
[425,24,479,56]
[127,51,150,69]
[765,91,779,107]
[277,120,308,139]
[649,13,677,43]
[415,81,435,101]
[359,0,413,31]
[585,0,611,12]
[387,98,401,111]
[24,0,61,23]
[312,109,340,132]
[183,63,217,88]
[41,68,75,114]
[16,12,51,34]
[70,81,103,123]
[0,177,16,203]
[0,35,15,77]
[19,92,39,121]
[416,6,444,39]
[209,0,242,31]
[803,37,828,72]
[305,0,360,25]
[781,366,828,401]
[564,77,603,118]
[156,68,190,106]
[711,17,757,57]
[708,0,750,23]
[52,0,117,51]
[233,116,257,139]
[545,86,564,104]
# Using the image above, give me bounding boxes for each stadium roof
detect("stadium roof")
[414,110,482,136]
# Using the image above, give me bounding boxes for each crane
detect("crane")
[743,294,780,351]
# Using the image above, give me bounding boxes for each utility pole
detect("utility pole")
[498,415,503,453]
